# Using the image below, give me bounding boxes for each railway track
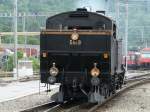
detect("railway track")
[20,101,58,112]
[88,73,150,112]
[20,71,150,112]
[45,100,86,112]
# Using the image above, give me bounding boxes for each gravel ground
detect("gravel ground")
[0,88,59,112]
[96,83,150,112]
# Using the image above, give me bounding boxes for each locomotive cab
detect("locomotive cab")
[40,8,125,103]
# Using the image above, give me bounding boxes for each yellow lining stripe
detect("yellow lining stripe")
[41,30,112,36]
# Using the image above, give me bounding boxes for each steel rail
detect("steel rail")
[19,101,58,112]
[45,100,85,112]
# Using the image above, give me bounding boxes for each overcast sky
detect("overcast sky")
[76,0,107,12]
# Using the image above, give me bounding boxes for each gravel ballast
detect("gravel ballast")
[96,83,150,112]
[0,88,59,112]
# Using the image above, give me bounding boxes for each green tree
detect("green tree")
[3,51,23,71]
[27,36,40,45]
[3,55,14,71]
[17,51,23,59]
[29,57,40,72]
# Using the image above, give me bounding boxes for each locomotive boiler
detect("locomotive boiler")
[40,8,125,103]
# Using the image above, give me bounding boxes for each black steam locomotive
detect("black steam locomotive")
[40,8,125,103]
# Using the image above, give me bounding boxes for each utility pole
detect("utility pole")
[141,27,144,48]
[22,13,27,59]
[115,0,120,38]
[125,0,128,72]
[0,35,1,45]
[145,40,148,48]
[0,35,1,53]
[105,0,108,13]
[14,0,18,79]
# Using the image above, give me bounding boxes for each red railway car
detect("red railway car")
[17,48,39,57]
[123,51,140,70]
[139,48,150,68]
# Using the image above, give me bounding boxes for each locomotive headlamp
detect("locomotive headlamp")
[49,63,59,76]
[90,63,100,77]
[71,29,79,41]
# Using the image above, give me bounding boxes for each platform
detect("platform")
[0,80,59,103]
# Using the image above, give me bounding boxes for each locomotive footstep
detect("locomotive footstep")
[88,92,105,103]
[57,92,64,102]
